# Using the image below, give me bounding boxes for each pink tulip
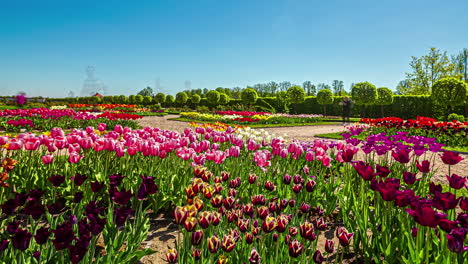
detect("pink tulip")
[97,123,107,132]
[127,146,138,156]
[68,152,82,163]
[114,125,123,134]
[41,154,54,164]
[115,143,125,157]
[79,137,93,149]
[51,127,65,138]
[7,139,22,150]
[0,136,8,145]
[24,138,40,151]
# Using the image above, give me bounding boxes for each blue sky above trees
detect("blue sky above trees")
[0,0,467,97]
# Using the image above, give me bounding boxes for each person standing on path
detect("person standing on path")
[339,97,353,124]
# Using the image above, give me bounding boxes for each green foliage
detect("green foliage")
[175,92,189,104]
[118,95,128,104]
[190,94,201,104]
[143,96,152,105]
[129,95,136,104]
[351,82,377,105]
[241,88,258,105]
[166,95,175,104]
[376,87,394,105]
[431,77,467,107]
[287,86,306,104]
[448,113,465,122]
[206,90,220,105]
[316,89,334,105]
[219,93,229,105]
[137,87,153,97]
[134,95,144,104]
[154,93,166,104]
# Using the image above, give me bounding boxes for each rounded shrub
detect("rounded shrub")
[143,95,152,105]
[190,94,201,104]
[287,86,306,104]
[317,89,334,116]
[241,88,258,105]
[431,77,467,113]
[155,93,166,104]
[219,93,230,105]
[175,92,188,104]
[135,95,144,104]
[206,90,220,106]
[166,95,175,105]
[376,87,394,117]
[351,82,377,105]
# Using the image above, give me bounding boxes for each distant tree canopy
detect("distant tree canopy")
[137,86,154,97]
[176,92,188,104]
[154,93,166,104]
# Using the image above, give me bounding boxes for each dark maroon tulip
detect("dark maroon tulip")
[300,202,311,213]
[33,251,40,260]
[460,197,468,212]
[338,231,354,247]
[138,175,158,200]
[353,161,375,181]
[272,233,278,242]
[416,160,431,173]
[109,174,124,187]
[111,189,133,205]
[35,227,51,245]
[432,192,460,211]
[447,174,467,190]
[392,148,410,164]
[411,227,418,237]
[0,239,9,252]
[256,206,269,220]
[191,230,204,245]
[456,213,468,228]
[48,174,65,187]
[2,198,19,215]
[305,180,316,192]
[375,164,392,178]
[313,250,325,263]
[440,151,463,165]
[223,196,236,210]
[85,201,104,217]
[438,219,459,232]
[7,221,20,234]
[11,229,32,251]
[27,189,44,200]
[325,239,335,253]
[248,174,258,184]
[90,181,105,193]
[268,202,278,213]
[314,218,327,231]
[24,200,45,220]
[293,174,304,185]
[15,192,28,206]
[243,203,254,216]
[264,181,275,191]
[78,219,90,237]
[251,194,266,205]
[88,216,106,235]
[114,206,133,227]
[292,184,303,193]
[405,205,446,227]
[446,228,467,253]
[47,198,67,214]
[283,174,292,185]
[73,192,84,203]
[289,199,296,208]
[71,173,87,186]
[69,235,91,264]
[429,182,443,194]
[289,226,298,236]
[376,178,401,202]
[403,172,417,185]
[221,171,230,181]
[244,232,254,244]
[394,189,417,207]
[288,239,304,258]
[192,248,201,260]
[341,148,355,162]
[52,222,75,250]
[299,222,316,241]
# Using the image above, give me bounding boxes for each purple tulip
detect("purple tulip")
[48,174,65,187]
[34,227,51,245]
[352,161,375,181]
[403,172,417,185]
[2,198,19,215]
[0,240,9,252]
[73,192,84,203]
[109,174,124,187]
[446,174,467,190]
[24,200,46,220]
[392,148,410,164]
[313,250,325,263]
[11,228,32,251]
[69,235,91,264]
[111,188,133,205]
[137,175,159,200]
[71,173,87,186]
[33,251,40,260]
[325,239,335,253]
[114,206,133,227]
[90,181,105,193]
[446,228,468,253]
[52,222,75,250]
[405,205,446,227]
[7,221,20,234]
[432,192,460,211]
[416,160,431,173]
[440,151,463,165]
[375,164,391,178]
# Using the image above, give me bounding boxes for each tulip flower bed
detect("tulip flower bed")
[180,111,323,125]
[0,108,141,132]
[360,116,468,149]
[0,121,466,263]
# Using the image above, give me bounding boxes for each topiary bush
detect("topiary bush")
[143,96,152,105]
[316,89,334,116]
[376,87,394,117]
[241,88,258,106]
[165,95,175,106]
[287,86,305,113]
[154,93,166,105]
[351,82,377,117]
[175,92,188,105]
[219,93,230,105]
[191,94,201,104]
[448,113,465,122]
[206,90,220,107]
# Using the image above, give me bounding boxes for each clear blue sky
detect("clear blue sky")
[1,0,467,97]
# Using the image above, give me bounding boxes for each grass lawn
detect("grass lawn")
[167,117,337,128]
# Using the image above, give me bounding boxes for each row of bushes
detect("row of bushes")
[1,95,466,119]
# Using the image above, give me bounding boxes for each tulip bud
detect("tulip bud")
[305,180,316,192]
[262,216,277,233]
[174,206,187,225]
[221,235,236,252]
[211,195,223,208]
[249,248,261,264]
[192,248,201,260]
[288,239,304,258]
[207,235,221,254]
[283,174,292,185]
[248,174,258,184]
[245,232,254,244]
[313,250,325,263]
[166,248,178,263]
[197,212,211,229]
[325,239,335,253]
[184,217,197,232]
[191,230,204,246]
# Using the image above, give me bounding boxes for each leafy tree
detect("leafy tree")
[302,81,316,96]
[404,47,457,94]
[395,80,410,95]
[128,95,136,104]
[268,81,279,96]
[143,96,152,105]
[316,89,334,116]
[332,80,344,95]
[231,87,242,99]
[279,81,292,91]
[175,92,188,105]
[452,48,468,82]
[351,82,377,117]
[190,94,201,105]
[137,86,154,97]
[275,91,289,113]
[102,96,113,103]
[206,90,220,106]
[431,77,467,119]
[135,95,144,105]
[287,86,305,113]
[241,88,258,106]
[219,93,230,105]
[154,93,166,104]
[118,95,128,104]
[376,87,394,117]
[165,95,175,105]
[317,83,331,91]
